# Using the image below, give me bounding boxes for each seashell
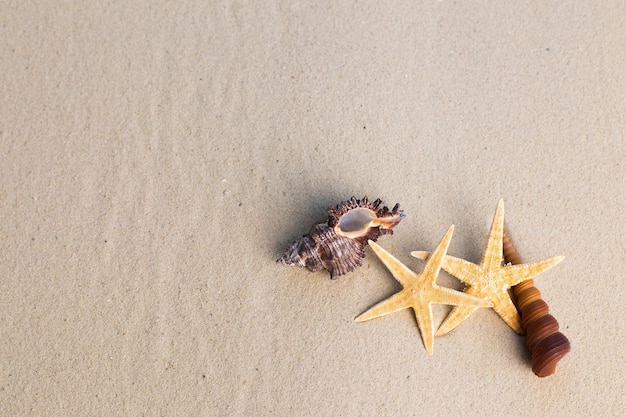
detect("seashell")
[277,196,404,279]
[503,231,570,377]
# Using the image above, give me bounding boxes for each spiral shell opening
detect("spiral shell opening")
[334,207,405,240]
[335,208,377,239]
[330,197,404,242]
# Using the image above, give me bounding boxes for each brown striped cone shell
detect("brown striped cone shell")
[503,231,571,377]
[277,196,404,279]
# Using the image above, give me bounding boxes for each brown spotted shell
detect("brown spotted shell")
[277,196,404,279]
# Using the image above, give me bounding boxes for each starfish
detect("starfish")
[412,199,564,335]
[355,226,492,354]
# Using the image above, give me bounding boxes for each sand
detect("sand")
[1,1,624,415]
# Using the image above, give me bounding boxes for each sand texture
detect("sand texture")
[1,1,624,415]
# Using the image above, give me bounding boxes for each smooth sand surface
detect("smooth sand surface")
[1,2,624,416]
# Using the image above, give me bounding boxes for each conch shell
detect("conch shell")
[277,196,404,279]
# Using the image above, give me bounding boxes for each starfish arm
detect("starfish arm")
[411,251,484,287]
[413,302,435,355]
[429,286,492,308]
[435,305,480,336]
[502,256,565,287]
[355,291,410,322]
[438,257,485,287]
[410,250,431,260]
[368,240,417,287]
[491,293,523,334]
[421,225,455,280]
[481,199,506,271]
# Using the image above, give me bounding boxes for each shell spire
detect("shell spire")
[277,196,404,279]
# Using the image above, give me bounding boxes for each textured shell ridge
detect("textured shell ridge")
[277,196,404,279]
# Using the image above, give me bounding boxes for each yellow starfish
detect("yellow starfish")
[412,199,564,335]
[355,226,492,354]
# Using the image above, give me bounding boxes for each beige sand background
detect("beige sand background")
[1,1,624,416]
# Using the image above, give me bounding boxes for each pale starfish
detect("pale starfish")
[355,226,492,354]
[412,199,564,335]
